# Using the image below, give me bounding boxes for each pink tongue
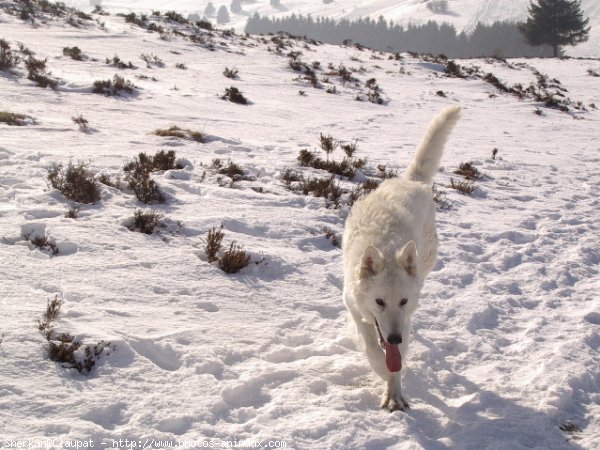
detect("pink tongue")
[384,342,402,372]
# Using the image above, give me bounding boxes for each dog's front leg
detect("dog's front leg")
[381,372,409,412]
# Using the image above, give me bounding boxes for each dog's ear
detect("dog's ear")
[396,241,418,277]
[360,245,384,279]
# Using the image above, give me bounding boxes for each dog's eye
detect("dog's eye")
[400,298,408,306]
[375,298,385,307]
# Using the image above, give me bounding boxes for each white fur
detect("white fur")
[342,106,461,411]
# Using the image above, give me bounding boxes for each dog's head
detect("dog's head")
[352,241,423,365]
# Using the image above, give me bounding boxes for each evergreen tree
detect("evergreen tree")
[217,5,230,24]
[204,2,216,17]
[231,0,242,14]
[519,0,590,57]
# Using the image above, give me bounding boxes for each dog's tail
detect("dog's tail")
[404,106,461,184]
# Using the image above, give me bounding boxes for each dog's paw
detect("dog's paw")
[381,394,410,412]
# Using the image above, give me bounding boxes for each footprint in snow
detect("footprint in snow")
[82,402,128,430]
[196,302,219,312]
[128,338,182,371]
[156,416,192,435]
[584,312,600,325]
[220,370,295,409]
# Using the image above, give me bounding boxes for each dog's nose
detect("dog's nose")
[387,334,402,345]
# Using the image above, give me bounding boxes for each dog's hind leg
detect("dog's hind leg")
[381,373,410,412]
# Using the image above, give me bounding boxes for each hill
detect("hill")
[68,0,600,57]
[1,4,599,448]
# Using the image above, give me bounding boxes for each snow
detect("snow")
[1,4,600,450]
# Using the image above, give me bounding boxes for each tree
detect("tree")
[217,5,230,24]
[519,0,590,57]
[204,2,216,17]
[231,0,242,14]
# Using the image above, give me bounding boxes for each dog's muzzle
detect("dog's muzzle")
[375,320,403,372]
[374,320,402,347]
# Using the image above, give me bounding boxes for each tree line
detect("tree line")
[245,13,556,58]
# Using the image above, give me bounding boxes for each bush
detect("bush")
[93,74,135,96]
[124,12,147,27]
[105,55,135,69]
[349,178,380,205]
[196,20,213,31]
[65,206,80,218]
[454,162,482,180]
[449,178,475,195]
[152,150,179,171]
[0,111,31,126]
[319,133,337,160]
[25,56,57,89]
[219,242,250,273]
[222,86,248,104]
[38,296,63,338]
[212,159,245,179]
[298,175,342,207]
[483,72,512,93]
[123,151,179,204]
[126,167,164,204]
[30,234,59,255]
[282,168,303,188]
[365,78,384,104]
[37,0,69,17]
[327,64,355,84]
[223,67,239,79]
[71,114,88,130]
[140,53,164,68]
[203,225,224,263]
[63,46,83,61]
[377,164,398,179]
[154,125,186,139]
[297,149,357,178]
[342,140,358,158]
[297,133,366,179]
[154,126,204,142]
[129,209,162,234]
[445,60,466,78]
[123,155,166,204]
[146,22,165,34]
[201,226,251,273]
[124,150,181,173]
[38,296,110,374]
[0,39,20,70]
[98,174,120,188]
[47,162,101,204]
[165,10,188,24]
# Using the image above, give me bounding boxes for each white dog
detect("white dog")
[342,106,461,411]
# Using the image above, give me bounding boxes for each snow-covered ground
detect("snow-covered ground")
[1,5,599,450]
[64,0,600,58]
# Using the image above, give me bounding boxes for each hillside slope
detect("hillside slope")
[69,0,600,57]
[1,6,599,449]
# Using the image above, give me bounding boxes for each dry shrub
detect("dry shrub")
[450,178,475,195]
[454,162,482,180]
[47,162,101,204]
[219,242,250,274]
[129,209,162,234]
[203,225,225,263]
